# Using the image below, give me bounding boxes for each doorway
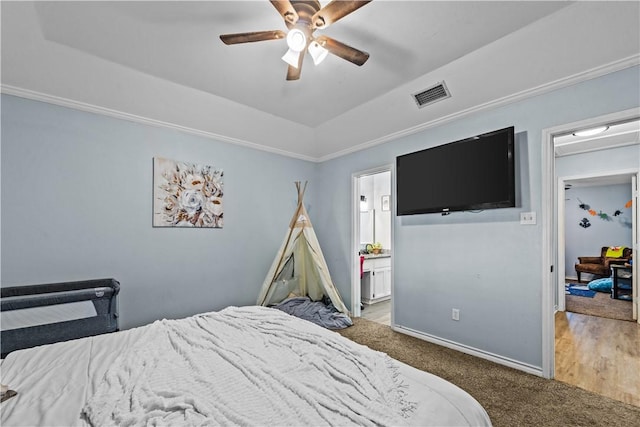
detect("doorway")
[541,110,639,392]
[555,172,638,404]
[351,165,393,325]
[557,173,636,320]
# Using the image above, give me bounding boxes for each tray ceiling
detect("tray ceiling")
[2,1,639,160]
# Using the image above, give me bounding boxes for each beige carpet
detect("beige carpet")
[337,317,640,427]
[565,289,633,321]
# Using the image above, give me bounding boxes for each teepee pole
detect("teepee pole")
[289,181,307,228]
[269,182,307,289]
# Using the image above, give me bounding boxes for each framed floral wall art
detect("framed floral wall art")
[153,157,224,228]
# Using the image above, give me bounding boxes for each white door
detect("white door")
[557,179,566,311]
[632,174,638,321]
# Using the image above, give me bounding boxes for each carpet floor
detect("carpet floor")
[565,289,633,321]
[337,317,640,427]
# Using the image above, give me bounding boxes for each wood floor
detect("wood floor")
[360,299,390,325]
[555,311,640,407]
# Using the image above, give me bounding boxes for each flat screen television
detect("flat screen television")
[396,126,515,215]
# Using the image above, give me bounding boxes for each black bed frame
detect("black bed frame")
[1,278,119,358]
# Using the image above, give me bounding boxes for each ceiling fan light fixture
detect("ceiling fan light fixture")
[219,0,372,81]
[308,41,329,65]
[281,48,301,68]
[286,28,307,52]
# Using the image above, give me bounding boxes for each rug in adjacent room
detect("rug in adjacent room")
[565,284,596,298]
[565,285,634,322]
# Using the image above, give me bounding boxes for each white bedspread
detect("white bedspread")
[0,306,491,427]
[84,306,411,426]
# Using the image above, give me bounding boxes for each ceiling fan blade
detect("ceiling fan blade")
[315,35,369,66]
[286,50,305,81]
[220,30,286,45]
[312,0,372,30]
[269,0,299,25]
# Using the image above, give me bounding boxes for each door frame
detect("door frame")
[351,164,394,320]
[556,170,638,312]
[541,107,640,379]
[633,174,638,320]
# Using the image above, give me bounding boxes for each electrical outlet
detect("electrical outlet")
[520,211,536,225]
[452,308,460,321]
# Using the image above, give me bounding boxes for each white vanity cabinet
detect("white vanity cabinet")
[361,256,391,304]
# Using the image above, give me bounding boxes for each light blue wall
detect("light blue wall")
[2,65,639,368]
[1,95,317,329]
[564,184,633,281]
[315,65,640,369]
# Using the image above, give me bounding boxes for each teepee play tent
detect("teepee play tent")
[257,182,349,314]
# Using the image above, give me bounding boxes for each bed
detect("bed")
[1,284,490,426]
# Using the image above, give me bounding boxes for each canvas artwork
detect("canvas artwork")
[153,157,224,228]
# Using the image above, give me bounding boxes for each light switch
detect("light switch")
[520,211,536,225]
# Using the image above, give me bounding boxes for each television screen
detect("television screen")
[396,126,515,215]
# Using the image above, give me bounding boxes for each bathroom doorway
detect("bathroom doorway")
[351,166,393,325]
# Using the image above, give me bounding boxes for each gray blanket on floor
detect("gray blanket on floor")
[274,297,353,329]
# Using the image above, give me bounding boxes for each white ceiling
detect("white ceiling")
[2,1,639,161]
[29,1,569,127]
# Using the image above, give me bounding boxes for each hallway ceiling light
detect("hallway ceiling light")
[554,119,639,157]
[573,126,609,137]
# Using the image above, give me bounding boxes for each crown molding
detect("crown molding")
[317,54,640,162]
[3,54,638,164]
[0,85,318,163]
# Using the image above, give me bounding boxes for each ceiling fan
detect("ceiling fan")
[220,0,372,81]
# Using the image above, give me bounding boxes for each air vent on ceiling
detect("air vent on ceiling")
[412,81,450,108]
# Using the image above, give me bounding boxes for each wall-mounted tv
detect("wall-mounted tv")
[396,126,515,216]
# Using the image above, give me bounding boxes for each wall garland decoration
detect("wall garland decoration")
[576,198,632,229]
[579,218,591,228]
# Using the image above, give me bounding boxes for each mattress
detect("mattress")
[0,306,491,427]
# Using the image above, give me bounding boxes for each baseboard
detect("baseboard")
[362,296,391,305]
[391,324,544,377]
